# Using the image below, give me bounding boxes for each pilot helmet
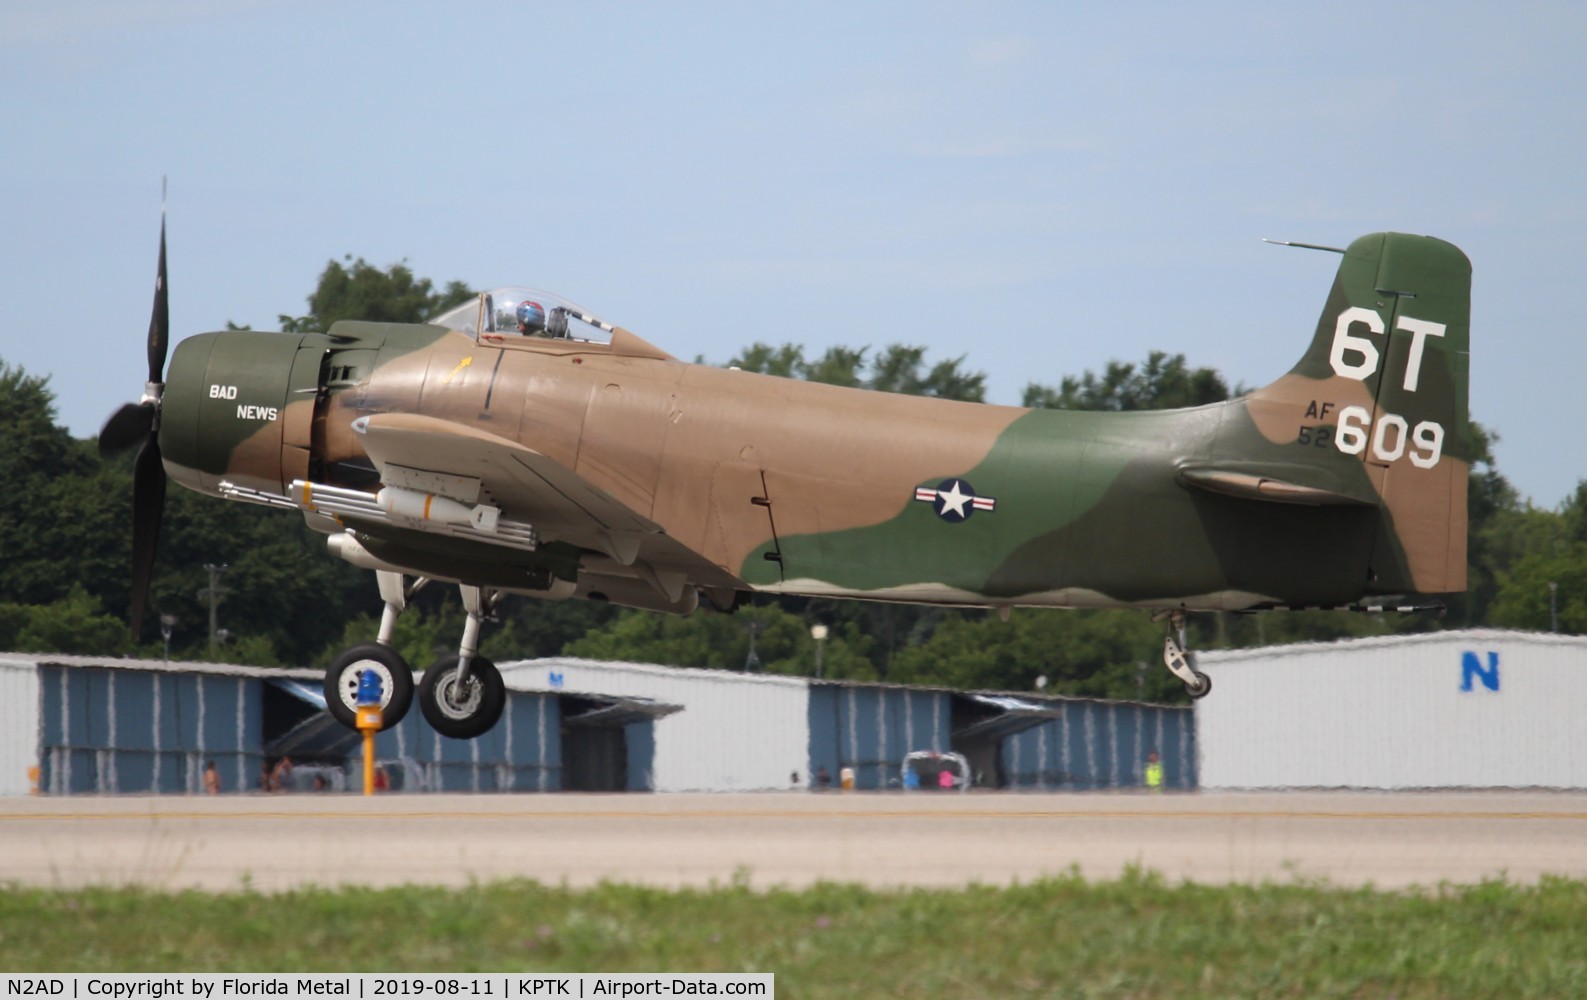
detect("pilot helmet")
[515,300,546,334]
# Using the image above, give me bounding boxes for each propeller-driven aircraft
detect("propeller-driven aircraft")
[101,220,1471,740]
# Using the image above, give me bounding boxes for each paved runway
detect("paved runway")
[1,791,1583,893]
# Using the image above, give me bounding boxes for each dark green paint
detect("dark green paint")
[159,322,452,480]
[746,233,1471,607]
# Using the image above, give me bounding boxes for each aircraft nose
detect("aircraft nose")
[159,330,302,497]
[158,331,216,496]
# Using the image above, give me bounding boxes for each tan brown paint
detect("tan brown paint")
[1245,372,1466,592]
[1243,373,1377,446]
[649,366,1027,573]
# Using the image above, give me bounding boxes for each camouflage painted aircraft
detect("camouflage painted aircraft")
[101,223,1470,739]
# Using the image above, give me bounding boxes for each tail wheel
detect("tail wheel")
[1185,670,1213,700]
[419,655,506,739]
[324,643,414,731]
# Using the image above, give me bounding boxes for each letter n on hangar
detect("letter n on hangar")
[1461,650,1499,693]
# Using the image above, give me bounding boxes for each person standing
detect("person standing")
[269,756,294,792]
[1144,751,1164,792]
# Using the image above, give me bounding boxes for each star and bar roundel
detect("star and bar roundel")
[913,478,997,523]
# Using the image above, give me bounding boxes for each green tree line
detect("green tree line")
[2,258,1579,702]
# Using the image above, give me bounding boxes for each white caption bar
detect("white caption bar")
[0,976,773,1000]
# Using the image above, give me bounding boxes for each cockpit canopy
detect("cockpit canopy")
[429,287,615,344]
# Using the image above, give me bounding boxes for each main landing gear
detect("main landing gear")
[322,571,507,739]
[1158,610,1212,700]
[417,584,506,740]
[323,571,423,731]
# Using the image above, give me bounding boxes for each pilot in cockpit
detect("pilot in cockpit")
[515,299,571,338]
[515,300,547,336]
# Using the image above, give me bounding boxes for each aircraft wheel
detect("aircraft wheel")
[419,655,506,740]
[324,643,414,731]
[1185,670,1213,700]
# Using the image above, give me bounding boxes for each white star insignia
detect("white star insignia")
[936,480,972,518]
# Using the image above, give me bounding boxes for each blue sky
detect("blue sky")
[3,1,1583,506]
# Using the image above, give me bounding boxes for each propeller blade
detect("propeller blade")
[146,212,169,386]
[129,435,166,635]
[98,401,156,457]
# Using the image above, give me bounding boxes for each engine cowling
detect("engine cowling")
[161,330,316,498]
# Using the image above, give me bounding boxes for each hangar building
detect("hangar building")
[0,654,673,796]
[1,652,1194,794]
[501,657,1196,792]
[0,654,319,796]
[18,628,1574,795]
[1196,629,1587,789]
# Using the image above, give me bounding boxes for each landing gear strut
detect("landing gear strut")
[323,570,423,731]
[417,584,507,740]
[1160,611,1212,700]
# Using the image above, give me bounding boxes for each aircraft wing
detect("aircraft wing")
[349,412,744,596]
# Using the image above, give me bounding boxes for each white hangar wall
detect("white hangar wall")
[501,657,811,792]
[0,658,42,795]
[1196,630,1587,789]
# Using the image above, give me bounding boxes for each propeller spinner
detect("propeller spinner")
[98,209,170,634]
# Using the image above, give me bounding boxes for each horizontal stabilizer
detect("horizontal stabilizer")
[1177,464,1376,506]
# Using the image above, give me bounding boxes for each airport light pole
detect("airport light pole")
[159,614,176,664]
[743,619,763,672]
[1548,581,1558,633]
[200,563,230,652]
[810,623,828,679]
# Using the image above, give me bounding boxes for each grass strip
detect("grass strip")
[2,869,1583,998]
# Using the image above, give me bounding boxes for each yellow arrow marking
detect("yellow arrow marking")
[442,356,474,384]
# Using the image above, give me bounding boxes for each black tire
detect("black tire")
[323,642,414,731]
[1185,669,1213,700]
[419,655,506,740]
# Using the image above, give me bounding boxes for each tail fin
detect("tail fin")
[1241,232,1471,595]
[1283,232,1470,443]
